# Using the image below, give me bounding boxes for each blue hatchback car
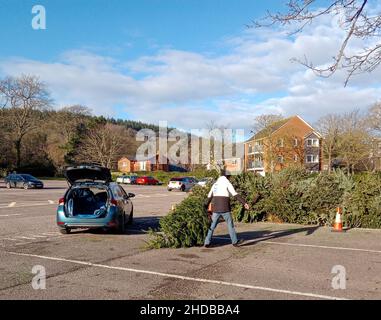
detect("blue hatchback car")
[5,174,44,189]
[57,165,134,235]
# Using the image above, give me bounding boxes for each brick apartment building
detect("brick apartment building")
[244,115,322,176]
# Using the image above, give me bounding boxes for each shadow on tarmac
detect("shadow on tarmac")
[212,226,320,248]
[66,216,161,236]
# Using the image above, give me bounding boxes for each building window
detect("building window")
[277,155,284,164]
[294,138,298,147]
[307,139,319,147]
[140,161,147,171]
[294,155,298,162]
[306,155,319,163]
[277,139,284,147]
[122,162,127,167]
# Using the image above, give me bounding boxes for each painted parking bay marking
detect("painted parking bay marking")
[0,232,63,245]
[0,213,22,217]
[0,200,56,209]
[213,236,381,254]
[8,252,348,300]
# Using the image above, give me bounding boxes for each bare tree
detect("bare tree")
[337,110,372,174]
[54,105,92,144]
[252,114,284,135]
[46,105,92,169]
[204,120,231,170]
[367,102,381,134]
[316,114,342,173]
[76,123,126,168]
[0,75,51,168]
[255,0,380,86]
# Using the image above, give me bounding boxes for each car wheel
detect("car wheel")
[6,182,11,189]
[167,188,172,192]
[59,227,71,235]
[127,207,133,225]
[23,183,29,190]
[181,185,185,192]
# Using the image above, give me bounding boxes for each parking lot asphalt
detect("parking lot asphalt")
[0,180,380,300]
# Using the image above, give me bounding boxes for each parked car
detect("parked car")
[4,174,44,189]
[197,177,215,187]
[116,175,137,184]
[135,176,159,185]
[57,165,134,235]
[167,177,198,192]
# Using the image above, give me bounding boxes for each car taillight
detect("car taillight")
[110,199,118,207]
[59,197,65,205]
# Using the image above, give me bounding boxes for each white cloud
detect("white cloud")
[0,11,380,132]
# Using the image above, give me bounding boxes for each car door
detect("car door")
[183,178,191,190]
[15,175,23,188]
[190,178,197,187]
[19,176,27,188]
[8,175,16,188]
[119,185,132,216]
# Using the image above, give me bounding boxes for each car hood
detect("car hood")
[64,165,112,185]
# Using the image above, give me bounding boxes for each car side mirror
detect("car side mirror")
[127,193,135,198]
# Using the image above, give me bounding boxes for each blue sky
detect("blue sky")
[1,1,380,132]
[0,0,280,60]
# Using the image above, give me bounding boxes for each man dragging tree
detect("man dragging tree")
[204,170,250,248]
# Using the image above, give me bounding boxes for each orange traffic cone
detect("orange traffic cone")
[332,207,344,232]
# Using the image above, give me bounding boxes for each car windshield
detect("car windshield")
[170,178,184,181]
[20,174,39,181]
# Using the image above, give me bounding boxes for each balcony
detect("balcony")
[247,161,264,169]
[248,145,264,154]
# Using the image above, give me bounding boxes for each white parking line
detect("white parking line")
[0,214,22,217]
[8,202,16,207]
[13,236,37,240]
[213,236,381,254]
[0,231,62,244]
[263,241,381,254]
[8,252,347,300]
[41,232,61,236]
[0,202,56,209]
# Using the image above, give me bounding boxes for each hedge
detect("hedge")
[148,168,381,248]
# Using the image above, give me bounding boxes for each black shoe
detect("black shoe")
[233,239,244,247]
